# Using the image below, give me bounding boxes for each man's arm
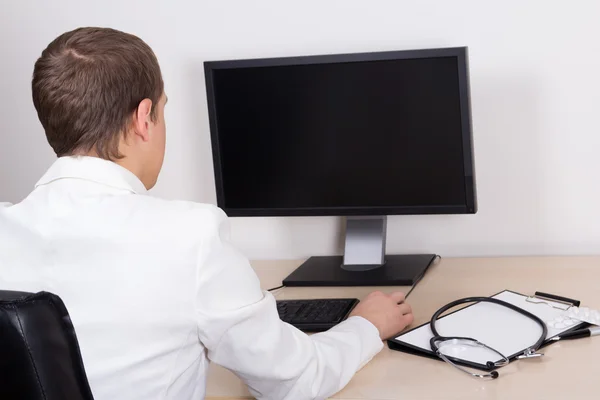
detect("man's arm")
[192,207,413,399]
[193,208,386,400]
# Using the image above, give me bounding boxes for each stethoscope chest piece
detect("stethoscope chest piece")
[517,348,544,359]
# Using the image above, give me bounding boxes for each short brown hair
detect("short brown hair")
[32,27,164,160]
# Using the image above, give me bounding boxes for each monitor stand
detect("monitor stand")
[282,216,436,287]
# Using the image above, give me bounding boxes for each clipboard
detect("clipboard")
[387,290,586,371]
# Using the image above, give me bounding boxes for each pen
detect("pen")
[553,326,600,341]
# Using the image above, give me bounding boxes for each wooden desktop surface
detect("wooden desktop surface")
[206,256,600,399]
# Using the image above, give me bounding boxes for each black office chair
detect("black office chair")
[0,290,95,400]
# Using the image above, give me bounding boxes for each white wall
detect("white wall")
[2,0,600,260]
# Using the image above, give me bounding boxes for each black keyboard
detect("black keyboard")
[276,298,359,331]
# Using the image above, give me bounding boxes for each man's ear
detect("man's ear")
[132,98,153,142]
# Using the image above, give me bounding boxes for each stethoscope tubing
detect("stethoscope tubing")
[429,296,548,368]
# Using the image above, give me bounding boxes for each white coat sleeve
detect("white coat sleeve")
[193,208,383,400]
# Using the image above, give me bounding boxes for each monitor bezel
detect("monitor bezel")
[204,46,477,217]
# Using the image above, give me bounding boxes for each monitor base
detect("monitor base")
[282,254,437,287]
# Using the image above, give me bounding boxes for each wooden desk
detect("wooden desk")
[206,257,600,399]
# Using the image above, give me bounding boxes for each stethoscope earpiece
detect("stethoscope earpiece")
[486,361,499,379]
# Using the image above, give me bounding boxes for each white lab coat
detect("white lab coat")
[0,156,383,400]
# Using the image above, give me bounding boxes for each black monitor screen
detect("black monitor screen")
[205,48,476,216]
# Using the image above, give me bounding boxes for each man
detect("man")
[0,27,414,400]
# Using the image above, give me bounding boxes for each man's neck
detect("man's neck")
[80,151,149,190]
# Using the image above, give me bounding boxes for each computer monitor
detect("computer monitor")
[204,46,476,287]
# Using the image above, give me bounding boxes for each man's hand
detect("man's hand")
[349,291,414,340]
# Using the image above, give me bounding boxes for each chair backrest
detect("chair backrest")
[0,290,94,400]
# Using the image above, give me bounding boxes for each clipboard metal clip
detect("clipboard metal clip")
[525,293,574,311]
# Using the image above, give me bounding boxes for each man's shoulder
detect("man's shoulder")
[128,196,227,232]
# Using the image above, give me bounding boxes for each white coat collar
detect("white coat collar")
[35,156,148,195]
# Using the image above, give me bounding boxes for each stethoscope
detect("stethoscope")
[429,297,548,379]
